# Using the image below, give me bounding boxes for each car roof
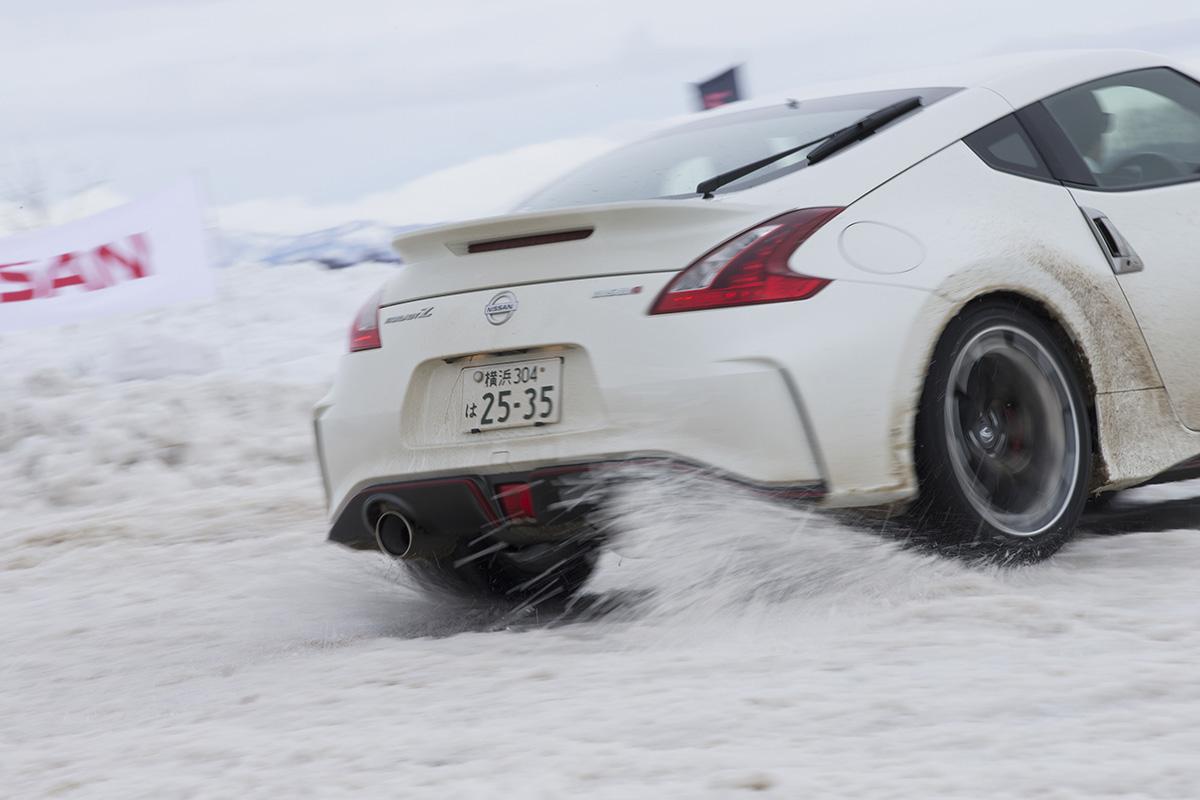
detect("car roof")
[700,49,1182,119]
[954,49,1184,106]
[520,50,1193,216]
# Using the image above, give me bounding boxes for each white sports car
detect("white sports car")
[314,50,1200,598]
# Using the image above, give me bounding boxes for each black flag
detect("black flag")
[695,66,742,111]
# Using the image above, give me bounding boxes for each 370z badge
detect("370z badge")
[384,307,432,324]
[484,291,518,325]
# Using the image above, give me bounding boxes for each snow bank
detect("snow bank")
[0,262,394,541]
[3,260,1200,798]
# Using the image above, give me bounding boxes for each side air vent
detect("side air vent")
[466,228,593,254]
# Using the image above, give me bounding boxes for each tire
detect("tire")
[1084,489,1119,513]
[912,300,1092,563]
[403,532,599,603]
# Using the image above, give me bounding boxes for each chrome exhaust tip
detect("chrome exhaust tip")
[374,510,416,558]
[373,509,454,560]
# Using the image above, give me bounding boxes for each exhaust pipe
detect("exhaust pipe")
[373,509,453,560]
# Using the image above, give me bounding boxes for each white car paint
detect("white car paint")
[837,222,925,274]
[315,50,1200,539]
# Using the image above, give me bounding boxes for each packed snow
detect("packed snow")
[3,261,1200,798]
[216,222,418,270]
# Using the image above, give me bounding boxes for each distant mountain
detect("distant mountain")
[217,221,428,268]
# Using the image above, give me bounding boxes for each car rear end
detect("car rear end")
[314,199,834,551]
[313,82,998,560]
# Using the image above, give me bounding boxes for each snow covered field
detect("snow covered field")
[3,262,1200,798]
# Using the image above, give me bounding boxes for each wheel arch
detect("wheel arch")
[913,289,1106,490]
[889,242,1184,497]
[837,137,1167,499]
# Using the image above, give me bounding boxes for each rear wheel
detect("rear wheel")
[912,301,1091,563]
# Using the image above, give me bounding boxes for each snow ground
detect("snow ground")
[3,263,1200,799]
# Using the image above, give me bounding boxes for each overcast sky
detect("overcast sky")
[3,0,1200,231]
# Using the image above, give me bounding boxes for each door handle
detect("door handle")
[1080,207,1144,275]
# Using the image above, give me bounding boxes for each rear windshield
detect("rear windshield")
[519,87,959,211]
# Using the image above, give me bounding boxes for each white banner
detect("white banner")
[0,180,212,332]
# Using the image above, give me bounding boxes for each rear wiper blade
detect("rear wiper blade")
[805,96,922,165]
[696,130,838,199]
[695,95,923,199]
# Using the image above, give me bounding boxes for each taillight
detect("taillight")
[348,288,383,352]
[649,207,843,315]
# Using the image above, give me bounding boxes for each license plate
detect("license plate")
[461,358,562,433]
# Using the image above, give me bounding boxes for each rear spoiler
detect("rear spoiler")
[390,199,769,263]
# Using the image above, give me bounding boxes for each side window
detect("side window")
[1042,68,1200,189]
[964,115,1054,181]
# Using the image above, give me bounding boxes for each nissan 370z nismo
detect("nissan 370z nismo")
[314,50,1200,599]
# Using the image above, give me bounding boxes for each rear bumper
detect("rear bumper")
[314,275,828,521]
[327,458,824,551]
[314,273,946,536]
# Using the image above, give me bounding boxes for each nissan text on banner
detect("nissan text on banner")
[695,66,743,111]
[0,180,212,332]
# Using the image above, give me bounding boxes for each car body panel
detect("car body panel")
[800,140,1164,394]
[1066,183,1200,431]
[800,140,1200,489]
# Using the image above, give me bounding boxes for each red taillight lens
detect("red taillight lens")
[348,288,383,352]
[649,207,844,315]
[495,482,536,522]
